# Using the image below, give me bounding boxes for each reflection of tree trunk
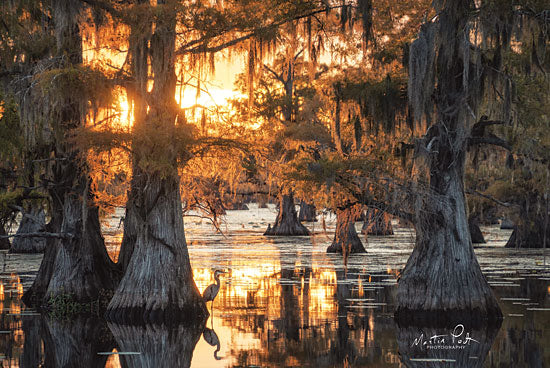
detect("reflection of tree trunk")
[396,321,501,367]
[327,207,366,254]
[42,316,114,367]
[330,269,358,364]
[280,267,300,341]
[469,216,486,244]
[108,321,205,367]
[298,200,317,222]
[10,207,47,253]
[21,316,42,368]
[362,208,393,236]
[264,192,309,236]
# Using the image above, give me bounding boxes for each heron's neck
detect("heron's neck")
[214,274,221,284]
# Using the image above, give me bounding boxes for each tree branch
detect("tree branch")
[0,232,71,240]
[465,189,519,208]
[176,5,344,55]
[468,134,512,151]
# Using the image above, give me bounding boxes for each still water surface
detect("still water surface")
[0,204,548,367]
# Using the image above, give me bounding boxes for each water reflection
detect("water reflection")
[0,206,547,367]
[108,321,205,367]
[42,316,114,367]
[202,326,221,360]
[396,322,501,367]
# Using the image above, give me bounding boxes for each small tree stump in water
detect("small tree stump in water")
[469,216,486,244]
[326,207,366,254]
[500,218,515,229]
[264,192,310,236]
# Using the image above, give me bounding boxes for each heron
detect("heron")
[203,270,226,310]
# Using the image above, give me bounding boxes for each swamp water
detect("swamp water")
[0,204,548,367]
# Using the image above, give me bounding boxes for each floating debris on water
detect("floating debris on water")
[97,352,141,356]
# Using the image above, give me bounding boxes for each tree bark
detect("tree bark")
[106,176,208,324]
[24,0,118,307]
[361,208,394,236]
[396,147,500,323]
[117,0,151,274]
[396,1,501,322]
[46,189,118,302]
[10,207,47,253]
[326,207,366,254]
[264,192,310,236]
[107,2,207,323]
[298,199,317,222]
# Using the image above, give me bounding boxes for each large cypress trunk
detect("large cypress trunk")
[326,207,366,254]
[397,161,500,322]
[32,1,118,305]
[396,1,501,322]
[107,1,207,323]
[264,192,310,236]
[106,175,207,323]
[10,207,47,253]
[23,60,116,306]
[361,208,394,236]
[46,182,118,302]
[117,0,151,273]
[298,199,317,222]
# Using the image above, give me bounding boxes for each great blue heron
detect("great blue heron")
[203,270,226,309]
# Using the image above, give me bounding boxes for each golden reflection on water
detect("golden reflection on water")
[0,218,547,367]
